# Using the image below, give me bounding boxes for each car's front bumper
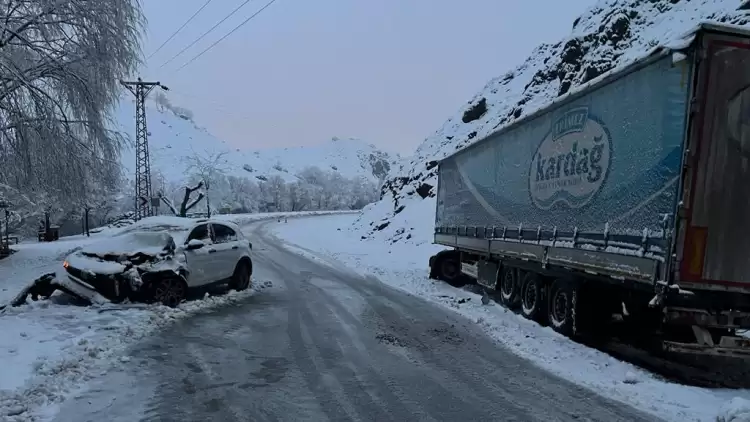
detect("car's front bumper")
[59,273,111,304]
[64,267,127,302]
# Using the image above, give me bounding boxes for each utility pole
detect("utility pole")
[120,78,169,220]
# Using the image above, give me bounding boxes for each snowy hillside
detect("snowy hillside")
[355,0,750,243]
[116,99,396,186]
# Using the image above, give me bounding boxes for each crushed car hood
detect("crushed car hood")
[66,253,129,275]
[67,231,178,275]
[80,231,176,259]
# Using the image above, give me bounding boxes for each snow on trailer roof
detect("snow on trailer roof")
[437,21,750,164]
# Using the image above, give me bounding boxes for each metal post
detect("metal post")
[120,78,169,220]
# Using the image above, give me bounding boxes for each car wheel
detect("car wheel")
[151,276,187,308]
[230,262,252,291]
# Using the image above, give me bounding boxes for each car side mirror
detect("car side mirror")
[186,239,205,250]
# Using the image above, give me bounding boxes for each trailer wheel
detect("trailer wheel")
[548,279,577,337]
[499,267,520,309]
[432,252,466,288]
[520,272,543,321]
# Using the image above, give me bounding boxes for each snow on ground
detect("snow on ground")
[0,210,353,421]
[717,397,750,422]
[271,213,750,422]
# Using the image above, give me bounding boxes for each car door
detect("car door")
[183,223,214,286]
[209,223,242,280]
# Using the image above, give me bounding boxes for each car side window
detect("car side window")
[186,224,211,243]
[212,223,238,244]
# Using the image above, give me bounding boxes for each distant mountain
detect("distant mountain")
[115,99,397,188]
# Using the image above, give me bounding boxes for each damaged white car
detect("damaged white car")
[61,219,253,307]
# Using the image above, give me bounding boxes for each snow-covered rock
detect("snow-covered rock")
[116,101,397,186]
[354,0,750,242]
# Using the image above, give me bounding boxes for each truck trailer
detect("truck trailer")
[430,22,750,357]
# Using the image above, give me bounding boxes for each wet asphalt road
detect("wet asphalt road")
[53,220,659,422]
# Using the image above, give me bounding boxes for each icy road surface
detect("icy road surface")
[52,220,656,422]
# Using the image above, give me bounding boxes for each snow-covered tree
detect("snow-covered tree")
[0,0,143,224]
[267,175,287,211]
[287,180,310,211]
[183,150,229,217]
[226,175,260,213]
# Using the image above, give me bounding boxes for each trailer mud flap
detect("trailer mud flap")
[477,260,499,290]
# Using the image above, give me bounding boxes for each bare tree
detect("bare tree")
[157,192,179,216]
[183,150,228,217]
[0,0,144,217]
[178,181,204,217]
[158,181,204,217]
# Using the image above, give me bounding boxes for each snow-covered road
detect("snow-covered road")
[5,213,750,421]
[0,211,348,421]
[269,214,750,422]
[51,219,655,422]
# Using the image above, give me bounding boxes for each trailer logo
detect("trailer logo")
[529,107,611,210]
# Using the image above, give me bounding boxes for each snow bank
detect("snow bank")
[271,214,750,422]
[0,286,264,421]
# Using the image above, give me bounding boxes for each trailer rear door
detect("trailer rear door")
[681,34,750,291]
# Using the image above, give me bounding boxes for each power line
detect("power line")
[159,0,255,69]
[147,0,214,60]
[173,0,278,74]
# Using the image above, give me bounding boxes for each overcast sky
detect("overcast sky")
[140,0,596,154]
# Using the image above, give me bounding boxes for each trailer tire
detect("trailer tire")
[520,272,544,322]
[547,279,577,337]
[432,252,466,288]
[499,267,520,309]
